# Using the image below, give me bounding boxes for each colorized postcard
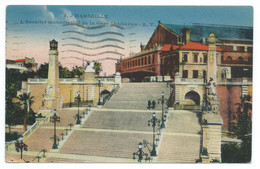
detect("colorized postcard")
[4,5,253,164]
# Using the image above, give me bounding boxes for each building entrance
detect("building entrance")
[184,91,200,105]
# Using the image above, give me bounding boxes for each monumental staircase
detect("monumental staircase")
[6,82,202,163]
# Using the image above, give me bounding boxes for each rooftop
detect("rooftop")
[160,42,222,52]
[161,23,253,42]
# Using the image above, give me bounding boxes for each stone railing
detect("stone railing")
[23,121,39,141]
[181,78,204,83]
[102,85,120,105]
[96,77,116,83]
[217,78,252,85]
[5,140,17,151]
[59,78,85,83]
[174,104,201,110]
[28,78,48,83]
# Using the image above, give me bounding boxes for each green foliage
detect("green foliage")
[6,68,22,99]
[59,66,73,78]
[5,100,22,133]
[36,62,48,78]
[221,95,252,163]
[71,66,84,77]
[94,62,102,75]
[5,132,21,142]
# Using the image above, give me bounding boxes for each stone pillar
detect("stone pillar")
[201,114,223,162]
[200,34,223,163]
[242,77,249,97]
[44,39,61,109]
[207,34,217,81]
[115,72,122,86]
[83,62,96,102]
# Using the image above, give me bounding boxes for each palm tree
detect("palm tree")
[17,93,34,132]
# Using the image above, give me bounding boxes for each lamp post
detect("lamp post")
[133,142,149,162]
[202,78,207,111]
[15,139,28,159]
[69,86,72,107]
[50,109,60,149]
[75,91,81,124]
[148,112,160,156]
[97,80,103,105]
[158,92,167,129]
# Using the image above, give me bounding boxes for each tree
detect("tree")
[221,95,252,163]
[94,62,102,75]
[71,66,84,77]
[36,62,49,78]
[17,93,35,132]
[6,100,22,133]
[59,66,73,78]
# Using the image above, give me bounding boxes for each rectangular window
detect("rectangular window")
[183,70,188,78]
[148,55,151,64]
[203,70,207,79]
[152,55,155,64]
[248,47,253,53]
[193,70,198,78]
[138,59,140,66]
[145,57,147,65]
[141,57,144,65]
[193,54,198,62]
[237,46,245,52]
[135,60,137,66]
[183,53,188,62]
[132,60,134,67]
[224,46,233,51]
[203,54,207,63]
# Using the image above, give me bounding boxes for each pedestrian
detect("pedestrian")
[147,100,151,109]
[152,100,156,109]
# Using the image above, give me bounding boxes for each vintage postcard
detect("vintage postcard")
[4,5,253,164]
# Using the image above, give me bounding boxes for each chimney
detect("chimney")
[182,28,190,44]
[201,37,206,44]
[140,43,145,52]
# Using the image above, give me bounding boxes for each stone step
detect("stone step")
[82,110,162,132]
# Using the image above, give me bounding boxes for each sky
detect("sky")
[6,6,253,75]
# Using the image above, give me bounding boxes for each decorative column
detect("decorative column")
[201,34,223,163]
[44,39,61,109]
[83,62,96,102]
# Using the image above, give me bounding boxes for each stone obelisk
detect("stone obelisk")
[201,34,223,163]
[44,39,60,109]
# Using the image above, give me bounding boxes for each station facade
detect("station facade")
[116,22,253,130]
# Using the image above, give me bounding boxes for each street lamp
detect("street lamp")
[15,139,28,159]
[133,142,150,162]
[69,86,72,107]
[50,109,60,149]
[75,91,81,125]
[97,80,103,105]
[148,112,160,156]
[158,92,167,129]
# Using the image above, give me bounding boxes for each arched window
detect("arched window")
[238,56,243,63]
[221,69,228,79]
[226,56,232,63]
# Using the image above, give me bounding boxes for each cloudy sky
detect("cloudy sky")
[6,6,253,75]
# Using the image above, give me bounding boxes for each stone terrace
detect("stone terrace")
[43,109,86,127]
[156,110,201,162]
[24,128,64,151]
[103,82,170,110]
[82,110,161,132]
[59,130,152,159]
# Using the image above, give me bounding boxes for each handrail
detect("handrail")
[102,85,120,105]
[23,121,39,141]
[31,149,47,162]
[5,140,17,151]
